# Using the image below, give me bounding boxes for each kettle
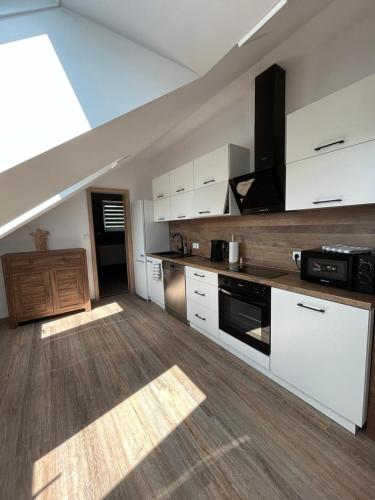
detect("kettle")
[210,240,226,262]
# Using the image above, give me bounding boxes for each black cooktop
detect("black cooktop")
[227,264,288,279]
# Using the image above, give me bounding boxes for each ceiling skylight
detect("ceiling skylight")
[0,0,59,18]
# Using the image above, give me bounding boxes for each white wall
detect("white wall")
[0,7,196,172]
[148,0,375,174]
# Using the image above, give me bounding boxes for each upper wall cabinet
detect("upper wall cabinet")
[286,73,375,165]
[152,173,170,201]
[286,140,375,211]
[194,144,249,189]
[153,144,249,221]
[170,162,194,195]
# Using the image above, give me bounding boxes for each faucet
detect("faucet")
[172,233,184,255]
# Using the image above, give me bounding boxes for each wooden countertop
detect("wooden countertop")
[148,253,375,310]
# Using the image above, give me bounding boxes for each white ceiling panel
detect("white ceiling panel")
[61,0,285,74]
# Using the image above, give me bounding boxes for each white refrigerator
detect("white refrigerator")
[131,200,169,300]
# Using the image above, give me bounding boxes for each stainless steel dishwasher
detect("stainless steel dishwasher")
[162,261,187,323]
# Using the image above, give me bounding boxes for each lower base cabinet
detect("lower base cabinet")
[271,288,373,427]
[2,249,91,328]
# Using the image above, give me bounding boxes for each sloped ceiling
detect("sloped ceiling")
[61,0,284,74]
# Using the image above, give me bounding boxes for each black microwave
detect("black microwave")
[300,249,375,294]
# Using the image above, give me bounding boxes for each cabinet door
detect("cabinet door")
[271,288,371,426]
[153,198,171,222]
[12,271,53,320]
[170,162,194,195]
[170,191,194,221]
[194,145,229,189]
[52,268,85,312]
[286,140,375,211]
[192,181,228,218]
[134,259,148,300]
[147,258,165,307]
[287,73,375,164]
[152,173,170,200]
[131,201,146,260]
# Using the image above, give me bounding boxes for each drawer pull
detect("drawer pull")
[194,290,205,297]
[297,302,325,313]
[156,194,164,199]
[195,313,206,321]
[313,198,342,205]
[177,215,186,219]
[203,178,215,185]
[314,140,345,151]
[194,273,205,278]
[176,188,185,193]
[158,217,165,221]
[147,260,152,263]
[198,210,210,214]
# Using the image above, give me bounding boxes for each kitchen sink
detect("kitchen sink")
[153,251,192,258]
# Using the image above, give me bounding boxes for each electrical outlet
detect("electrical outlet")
[192,242,199,250]
[292,250,301,262]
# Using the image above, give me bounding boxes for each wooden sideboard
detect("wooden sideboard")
[2,249,91,328]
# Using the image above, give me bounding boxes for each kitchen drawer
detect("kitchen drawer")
[286,140,375,211]
[286,73,375,164]
[170,191,194,220]
[187,279,218,312]
[153,197,171,222]
[7,251,82,272]
[170,162,194,195]
[188,302,219,339]
[271,288,372,426]
[186,266,218,286]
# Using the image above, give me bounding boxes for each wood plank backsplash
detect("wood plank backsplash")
[170,205,375,271]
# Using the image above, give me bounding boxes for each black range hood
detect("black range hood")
[230,64,286,214]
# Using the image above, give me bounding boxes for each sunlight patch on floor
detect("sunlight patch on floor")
[41,301,124,338]
[32,365,206,498]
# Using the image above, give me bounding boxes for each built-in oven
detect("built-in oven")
[218,275,271,355]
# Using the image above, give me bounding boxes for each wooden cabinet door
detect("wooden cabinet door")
[12,271,53,320]
[51,267,85,313]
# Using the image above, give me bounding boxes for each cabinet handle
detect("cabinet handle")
[157,217,165,221]
[147,260,152,263]
[313,198,342,205]
[203,178,215,185]
[194,273,205,278]
[156,194,164,199]
[198,210,210,214]
[297,302,325,313]
[314,140,345,151]
[177,215,186,219]
[176,188,185,193]
[194,290,205,297]
[195,313,206,321]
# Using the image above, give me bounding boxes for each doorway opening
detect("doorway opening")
[90,191,128,298]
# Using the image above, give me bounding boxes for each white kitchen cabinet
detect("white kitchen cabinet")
[286,72,375,164]
[170,191,194,221]
[152,173,170,201]
[193,144,249,189]
[186,266,219,339]
[286,139,375,211]
[271,288,372,427]
[170,162,194,195]
[153,197,171,222]
[147,257,165,308]
[192,182,229,218]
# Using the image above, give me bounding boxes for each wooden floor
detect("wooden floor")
[1,294,375,499]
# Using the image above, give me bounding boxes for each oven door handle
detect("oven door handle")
[219,288,267,308]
